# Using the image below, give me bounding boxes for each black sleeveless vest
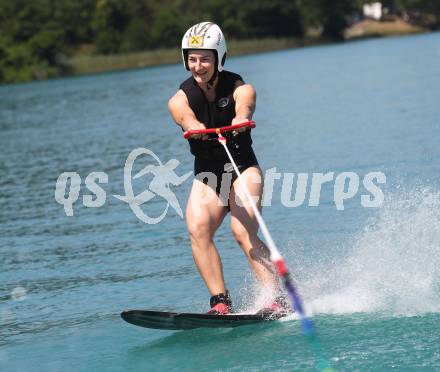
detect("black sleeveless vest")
[180,70,253,162]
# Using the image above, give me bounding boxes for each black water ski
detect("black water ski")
[121,310,287,330]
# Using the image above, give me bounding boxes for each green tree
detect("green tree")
[151,9,186,49]
[92,0,130,53]
[52,0,95,45]
[28,28,65,65]
[0,35,42,83]
[242,0,304,38]
[121,17,153,51]
[307,0,360,40]
[0,0,67,82]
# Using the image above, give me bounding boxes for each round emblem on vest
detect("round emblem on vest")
[217,97,229,108]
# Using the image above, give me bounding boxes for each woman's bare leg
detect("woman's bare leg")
[229,167,278,290]
[186,178,228,295]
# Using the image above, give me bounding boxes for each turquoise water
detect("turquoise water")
[1,32,440,371]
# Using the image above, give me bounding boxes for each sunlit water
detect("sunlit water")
[1,32,440,371]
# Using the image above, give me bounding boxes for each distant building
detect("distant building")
[363,2,382,20]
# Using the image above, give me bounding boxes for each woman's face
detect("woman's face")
[187,50,216,84]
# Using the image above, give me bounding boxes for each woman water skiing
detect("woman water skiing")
[168,22,288,315]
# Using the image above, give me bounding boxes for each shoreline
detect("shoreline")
[67,37,320,76]
[344,18,425,39]
[66,19,427,78]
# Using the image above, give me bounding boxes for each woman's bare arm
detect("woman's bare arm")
[168,90,206,132]
[232,83,256,125]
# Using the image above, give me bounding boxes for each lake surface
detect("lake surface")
[1,32,440,371]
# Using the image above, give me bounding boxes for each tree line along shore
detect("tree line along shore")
[1,0,438,84]
[69,18,425,76]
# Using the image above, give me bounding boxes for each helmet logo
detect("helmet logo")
[188,35,204,47]
[217,97,229,108]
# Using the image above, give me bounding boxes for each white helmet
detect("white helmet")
[181,22,227,72]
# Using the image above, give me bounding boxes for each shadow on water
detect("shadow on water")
[132,319,298,351]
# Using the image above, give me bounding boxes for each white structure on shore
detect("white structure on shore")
[363,2,382,20]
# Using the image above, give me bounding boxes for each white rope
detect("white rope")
[219,140,282,262]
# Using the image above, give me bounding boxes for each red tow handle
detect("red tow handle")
[183,120,256,139]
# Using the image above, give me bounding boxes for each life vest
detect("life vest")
[179,70,253,161]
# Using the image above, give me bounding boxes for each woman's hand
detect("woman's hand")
[231,117,250,135]
[185,121,209,140]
